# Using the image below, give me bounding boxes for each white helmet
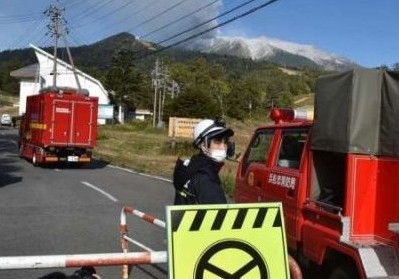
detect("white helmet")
[193,118,234,147]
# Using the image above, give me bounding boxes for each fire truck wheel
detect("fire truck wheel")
[329,263,358,279]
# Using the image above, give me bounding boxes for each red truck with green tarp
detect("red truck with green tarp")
[235,69,399,278]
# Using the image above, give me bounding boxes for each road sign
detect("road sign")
[166,203,290,279]
[168,117,201,139]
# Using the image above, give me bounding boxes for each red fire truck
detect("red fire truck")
[235,69,399,278]
[19,87,98,166]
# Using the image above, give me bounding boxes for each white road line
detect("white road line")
[107,165,172,183]
[81,181,119,202]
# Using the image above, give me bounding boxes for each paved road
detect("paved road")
[0,127,174,279]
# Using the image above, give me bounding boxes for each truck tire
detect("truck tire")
[32,153,38,167]
[18,144,24,158]
[329,263,359,279]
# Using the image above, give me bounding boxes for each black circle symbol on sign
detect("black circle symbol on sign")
[195,240,268,279]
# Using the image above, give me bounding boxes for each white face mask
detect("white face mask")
[210,149,227,162]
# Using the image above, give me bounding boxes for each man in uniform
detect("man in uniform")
[173,118,234,205]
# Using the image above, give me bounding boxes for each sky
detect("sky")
[0,0,397,68]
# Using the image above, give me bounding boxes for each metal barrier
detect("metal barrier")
[0,251,166,269]
[120,206,166,279]
[0,205,303,279]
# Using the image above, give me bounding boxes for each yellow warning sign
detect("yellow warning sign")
[166,203,290,279]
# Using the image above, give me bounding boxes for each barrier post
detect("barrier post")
[120,206,166,279]
[120,207,130,279]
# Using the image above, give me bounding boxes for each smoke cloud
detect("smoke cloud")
[80,0,223,48]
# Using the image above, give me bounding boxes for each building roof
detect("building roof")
[10,64,39,79]
[30,44,109,99]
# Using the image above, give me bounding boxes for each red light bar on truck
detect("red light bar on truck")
[270,108,314,124]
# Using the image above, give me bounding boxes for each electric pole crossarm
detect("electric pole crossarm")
[44,1,81,90]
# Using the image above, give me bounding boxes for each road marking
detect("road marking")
[81,181,119,202]
[107,165,172,183]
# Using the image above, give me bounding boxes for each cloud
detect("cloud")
[81,0,223,47]
[0,0,225,51]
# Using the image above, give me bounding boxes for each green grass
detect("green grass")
[94,117,266,197]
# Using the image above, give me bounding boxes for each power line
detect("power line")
[135,0,280,60]
[81,0,157,38]
[36,33,52,48]
[7,16,46,49]
[61,0,83,13]
[155,0,260,46]
[0,15,42,24]
[70,0,117,22]
[0,11,42,20]
[72,0,138,28]
[140,0,220,40]
[126,0,192,33]
[67,25,91,46]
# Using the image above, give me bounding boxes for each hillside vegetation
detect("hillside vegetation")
[0,32,324,195]
[0,33,327,120]
[0,91,18,115]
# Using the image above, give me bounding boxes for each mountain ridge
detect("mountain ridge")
[0,32,351,80]
[192,36,360,71]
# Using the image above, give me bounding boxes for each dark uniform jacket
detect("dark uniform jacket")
[173,153,227,205]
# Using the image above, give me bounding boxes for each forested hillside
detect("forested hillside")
[0,32,331,120]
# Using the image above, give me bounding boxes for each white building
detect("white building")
[10,44,110,123]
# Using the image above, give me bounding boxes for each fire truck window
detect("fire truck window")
[311,150,346,208]
[241,130,274,176]
[277,130,307,169]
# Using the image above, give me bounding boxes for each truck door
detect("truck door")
[264,128,308,246]
[51,100,72,145]
[236,128,275,202]
[70,101,94,146]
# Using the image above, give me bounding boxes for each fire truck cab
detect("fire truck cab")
[235,69,399,278]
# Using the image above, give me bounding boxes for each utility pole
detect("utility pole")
[157,61,164,127]
[45,1,81,90]
[151,59,179,128]
[152,59,160,127]
[45,2,62,88]
[62,31,81,90]
[160,65,168,124]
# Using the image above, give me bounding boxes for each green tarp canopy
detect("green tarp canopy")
[311,69,399,156]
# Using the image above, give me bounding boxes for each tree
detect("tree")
[224,73,264,120]
[104,50,144,111]
[167,59,227,119]
[164,89,219,119]
[1,59,24,94]
[209,63,230,117]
